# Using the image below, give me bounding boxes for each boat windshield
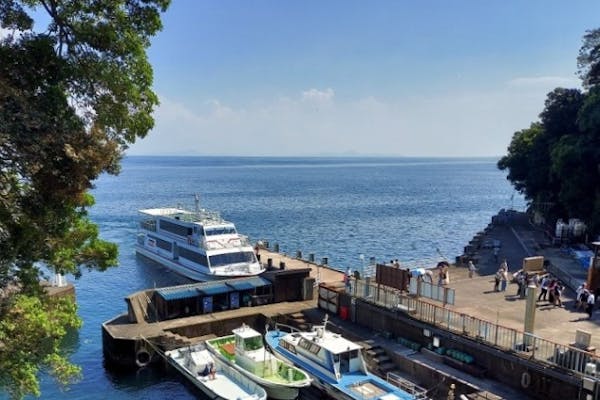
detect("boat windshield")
[205,226,236,236]
[244,336,264,351]
[209,251,256,267]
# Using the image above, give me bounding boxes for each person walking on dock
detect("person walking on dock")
[554,282,563,307]
[548,279,557,305]
[500,268,508,292]
[576,283,587,310]
[494,268,501,292]
[538,275,550,302]
[468,261,477,278]
[344,267,352,292]
[586,291,596,319]
[500,258,508,272]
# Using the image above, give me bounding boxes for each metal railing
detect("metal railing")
[408,280,455,306]
[387,372,429,399]
[351,279,599,379]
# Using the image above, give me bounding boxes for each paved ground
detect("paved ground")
[445,215,600,350]
[257,247,345,284]
[261,219,600,350]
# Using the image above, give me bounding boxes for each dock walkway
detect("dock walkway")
[443,215,600,350]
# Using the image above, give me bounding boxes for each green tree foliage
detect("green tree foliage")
[578,28,600,89]
[499,29,600,234]
[0,0,169,397]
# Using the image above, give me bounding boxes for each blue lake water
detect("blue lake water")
[12,156,525,399]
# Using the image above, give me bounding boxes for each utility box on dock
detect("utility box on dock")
[202,296,213,313]
[229,292,240,309]
[523,256,544,273]
[302,277,315,300]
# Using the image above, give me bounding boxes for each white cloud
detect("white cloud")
[301,88,335,103]
[507,75,580,89]
[129,85,555,157]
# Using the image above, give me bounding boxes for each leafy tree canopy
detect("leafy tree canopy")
[0,0,170,397]
[499,28,600,234]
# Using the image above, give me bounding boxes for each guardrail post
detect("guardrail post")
[443,287,448,307]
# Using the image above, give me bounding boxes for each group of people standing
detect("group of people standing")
[537,275,564,307]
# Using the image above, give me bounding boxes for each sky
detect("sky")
[34,2,600,156]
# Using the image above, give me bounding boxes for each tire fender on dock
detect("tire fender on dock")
[520,371,531,389]
[135,348,152,368]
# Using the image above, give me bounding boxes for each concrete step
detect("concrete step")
[378,361,397,373]
[366,346,386,357]
[371,355,391,364]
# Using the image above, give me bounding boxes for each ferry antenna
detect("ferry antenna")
[194,193,200,214]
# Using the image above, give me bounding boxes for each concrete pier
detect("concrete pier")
[103,213,600,399]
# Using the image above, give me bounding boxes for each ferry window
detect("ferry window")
[159,219,190,237]
[298,339,312,351]
[244,336,263,351]
[309,343,320,354]
[282,341,296,354]
[205,226,237,236]
[332,354,340,363]
[340,352,350,373]
[350,350,359,359]
[140,219,157,231]
[179,248,208,266]
[209,251,255,268]
[148,235,172,251]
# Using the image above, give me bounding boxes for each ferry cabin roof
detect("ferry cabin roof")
[139,207,231,228]
[140,209,238,235]
[300,330,362,355]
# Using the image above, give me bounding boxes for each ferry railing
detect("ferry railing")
[202,236,251,250]
[351,279,599,379]
[139,220,157,232]
[386,372,429,399]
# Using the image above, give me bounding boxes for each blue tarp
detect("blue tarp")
[573,250,594,269]
[227,276,271,291]
[157,286,199,301]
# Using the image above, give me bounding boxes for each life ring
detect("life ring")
[521,371,531,389]
[135,348,152,368]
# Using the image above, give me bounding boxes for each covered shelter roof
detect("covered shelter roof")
[156,285,200,301]
[197,281,231,296]
[226,276,271,291]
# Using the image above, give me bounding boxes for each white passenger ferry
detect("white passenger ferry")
[135,197,265,281]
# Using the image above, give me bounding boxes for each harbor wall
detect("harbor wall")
[349,298,580,400]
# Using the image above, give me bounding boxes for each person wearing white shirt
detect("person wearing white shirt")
[586,291,595,319]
